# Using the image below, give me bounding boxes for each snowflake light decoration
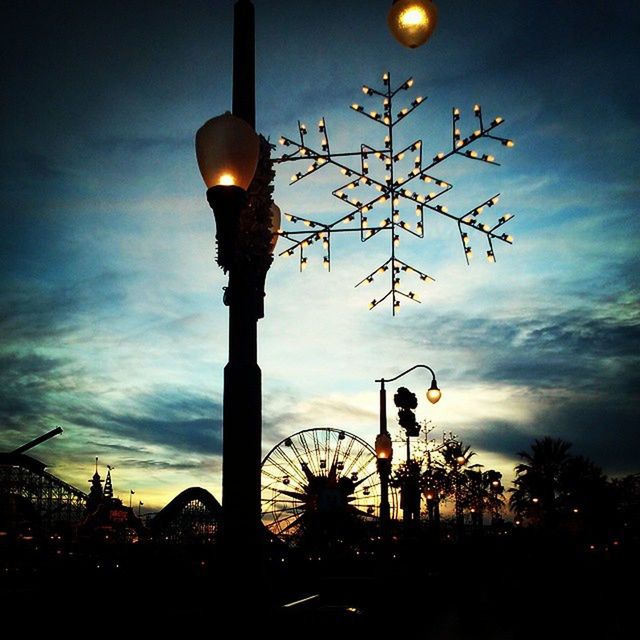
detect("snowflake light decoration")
[276,71,516,315]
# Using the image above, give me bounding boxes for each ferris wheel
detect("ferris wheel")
[261,427,396,542]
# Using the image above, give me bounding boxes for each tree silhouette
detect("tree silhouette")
[463,468,504,532]
[394,386,419,437]
[510,437,611,535]
[390,458,423,527]
[440,438,477,536]
[610,473,640,540]
[421,460,452,533]
[509,437,572,527]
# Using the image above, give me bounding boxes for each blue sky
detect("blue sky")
[1,1,638,510]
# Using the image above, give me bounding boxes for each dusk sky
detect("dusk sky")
[1,1,638,511]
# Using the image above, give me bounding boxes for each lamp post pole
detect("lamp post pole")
[375,364,441,532]
[221,0,262,569]
[378,379,391,527]
[233,0,255,127]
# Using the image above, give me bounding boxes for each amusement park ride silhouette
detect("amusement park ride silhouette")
[261,427,397,543]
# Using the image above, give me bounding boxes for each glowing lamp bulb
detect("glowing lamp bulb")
[426,379,441,404]
[375,433,393,461]
[195,112,260,191]
[388,0,438,49]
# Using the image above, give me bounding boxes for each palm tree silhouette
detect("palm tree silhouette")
[510,437,573,528]
[441,439,477,536]
[463,468,504,532]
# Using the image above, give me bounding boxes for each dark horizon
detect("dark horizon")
[1,0,638,507]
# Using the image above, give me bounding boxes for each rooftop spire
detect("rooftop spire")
[104,466,114,499]
[87,457,103,513]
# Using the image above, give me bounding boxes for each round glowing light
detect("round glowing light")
[375,432,393,461]
[388,0,438,49]
[195,112,259,190]
[426,379,441,404]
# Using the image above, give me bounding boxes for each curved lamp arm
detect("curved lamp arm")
[375,363,437,384]
[376,363,441,406]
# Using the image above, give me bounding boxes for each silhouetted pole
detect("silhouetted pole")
[221,0,264,574]
[197,1,275,585]
[378,380,391,528]
[233,0,255,127]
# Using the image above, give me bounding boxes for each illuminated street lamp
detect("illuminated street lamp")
[375,432,393,463]
[196,112,260,190]
[388,0,438,49]
[427,378,442,404]
[196,113,261,266]
[375,364,441,529]
[195,0,277,578]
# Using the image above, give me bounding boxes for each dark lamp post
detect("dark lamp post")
[194,2,278,585]
[387,0,438,49]
[375,363,441,531]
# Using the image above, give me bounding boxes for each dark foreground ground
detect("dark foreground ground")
[2,535,636,637]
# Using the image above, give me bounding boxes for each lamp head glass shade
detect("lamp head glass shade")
[375,432,393,461]
[426,378,441,404]
[387,0,438,49]
[195,112,260,191]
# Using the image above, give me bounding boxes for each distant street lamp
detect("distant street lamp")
[375,364,441,529]
[375,431,394,534]
[387,0,438,49]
